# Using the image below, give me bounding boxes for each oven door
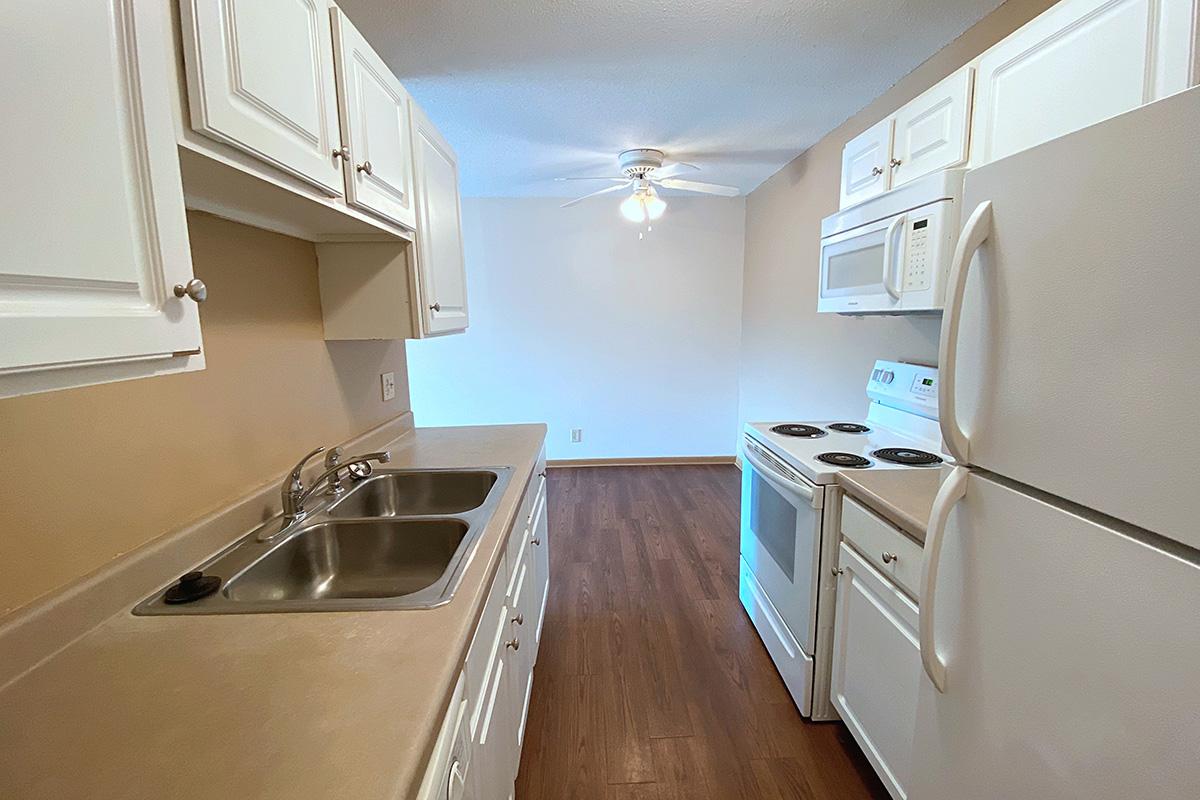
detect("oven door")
[739,435,824,655]
[818,211,907,314]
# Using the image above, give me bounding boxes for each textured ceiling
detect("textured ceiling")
[336,0,1002,197]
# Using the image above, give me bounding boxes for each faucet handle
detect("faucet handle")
[323,447,343,470]
[288,446,326,485]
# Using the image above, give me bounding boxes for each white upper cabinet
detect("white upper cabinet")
[411,102,470,335]
[330,8,418,229]
[969,0,1196,166]
[839,118,893,208]
[0,1,203,398]
[890,67,974,188]
[180,0,344,195]
[839,65,974,209]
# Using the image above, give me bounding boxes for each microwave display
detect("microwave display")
[913,219,929,230]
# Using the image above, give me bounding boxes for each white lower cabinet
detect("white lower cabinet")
[831,542,921,800]
[424,455,549,800]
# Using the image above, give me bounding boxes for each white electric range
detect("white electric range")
[738,360,946,720]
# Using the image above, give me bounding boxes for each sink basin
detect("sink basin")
[224,519,468,602]
[328,470,498,518]
[132,464,514,615]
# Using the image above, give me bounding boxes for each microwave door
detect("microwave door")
[818,214,904,313]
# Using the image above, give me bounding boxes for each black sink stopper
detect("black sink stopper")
[164,571,221,604]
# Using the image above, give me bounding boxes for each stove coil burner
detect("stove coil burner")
[816,452,872,468]
[828,423,871,434]
[771,424,827,438]
[872,448,944,466]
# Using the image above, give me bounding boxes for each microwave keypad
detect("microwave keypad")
[904,220,931,291]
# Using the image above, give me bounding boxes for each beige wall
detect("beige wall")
[0,213,411,617]
[738,0,1056,430]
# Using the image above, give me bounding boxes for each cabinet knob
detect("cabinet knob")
[173,279,207,303]
[356,160,373,175]
[505,638,520,651]
[332,146,350,161]
[531,537,541,546]
[429,302,441,312]
[512,613,524,626]
[831,567,844,577]
[871,166,884,176]
[882,551,898,564]
[889,158,903,168]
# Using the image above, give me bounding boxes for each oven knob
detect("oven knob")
[883,371,894,384]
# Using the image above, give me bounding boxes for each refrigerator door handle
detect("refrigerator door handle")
[938,201,993,464]
[920,465,969,693]
[881,213,906,300]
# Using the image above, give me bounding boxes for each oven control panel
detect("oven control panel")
[867,360,938,419]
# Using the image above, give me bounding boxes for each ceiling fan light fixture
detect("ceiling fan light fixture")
[620,192,648,223]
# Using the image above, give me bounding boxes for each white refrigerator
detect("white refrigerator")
[911,86,1200,798]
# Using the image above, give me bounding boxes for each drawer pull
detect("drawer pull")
[512,613,524,626]
[831,567,844,577]
[531,537,541,546]
[505,638,520,651]
[882,551,898,564]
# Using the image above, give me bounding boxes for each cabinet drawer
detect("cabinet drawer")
[840,496,923,599]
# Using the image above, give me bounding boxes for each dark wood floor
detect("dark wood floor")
[515,465,888,800]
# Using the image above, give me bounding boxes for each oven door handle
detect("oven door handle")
[742,439,817,506]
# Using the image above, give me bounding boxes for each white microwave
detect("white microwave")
[818,169,965,314]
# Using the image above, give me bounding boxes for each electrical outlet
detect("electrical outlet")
[381,372,396,402]
[570,428,582,443]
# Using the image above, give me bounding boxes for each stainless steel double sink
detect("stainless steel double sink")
[135,467,513,615]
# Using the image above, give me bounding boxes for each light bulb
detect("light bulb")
[620,193,647,223]
[644,190,666,220]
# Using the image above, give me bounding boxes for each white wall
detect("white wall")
[406,197,746,460]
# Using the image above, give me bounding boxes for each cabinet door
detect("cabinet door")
[410,102,470,335]
[831,544,921,800]
[530,478,550,646]
[181,0,344,194]
[969,0,1196,167]
[839,117,893,208]
[469,597,517,800]
[330,9,418,229]
[0,1,203,398]
[890,67,974,188]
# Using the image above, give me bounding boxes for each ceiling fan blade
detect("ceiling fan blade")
[560,181,631,208]
[651,162,700,181]
[656,178,740,197]
[554,176,628,182]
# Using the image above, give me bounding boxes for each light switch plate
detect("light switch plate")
[570,428,582,443]
[381,372,396,402]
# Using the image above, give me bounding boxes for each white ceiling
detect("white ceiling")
[336,0,1002,197]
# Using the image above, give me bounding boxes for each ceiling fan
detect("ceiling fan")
[557,149,739,223]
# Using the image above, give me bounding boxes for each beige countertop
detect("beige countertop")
[836,467,945,545]
[0,423,546,800]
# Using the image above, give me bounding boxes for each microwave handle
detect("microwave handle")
[938,201,993,464]
[742,438,816,506]
[881,214,906,300]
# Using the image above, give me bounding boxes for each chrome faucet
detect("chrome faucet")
[279,445,391,525]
